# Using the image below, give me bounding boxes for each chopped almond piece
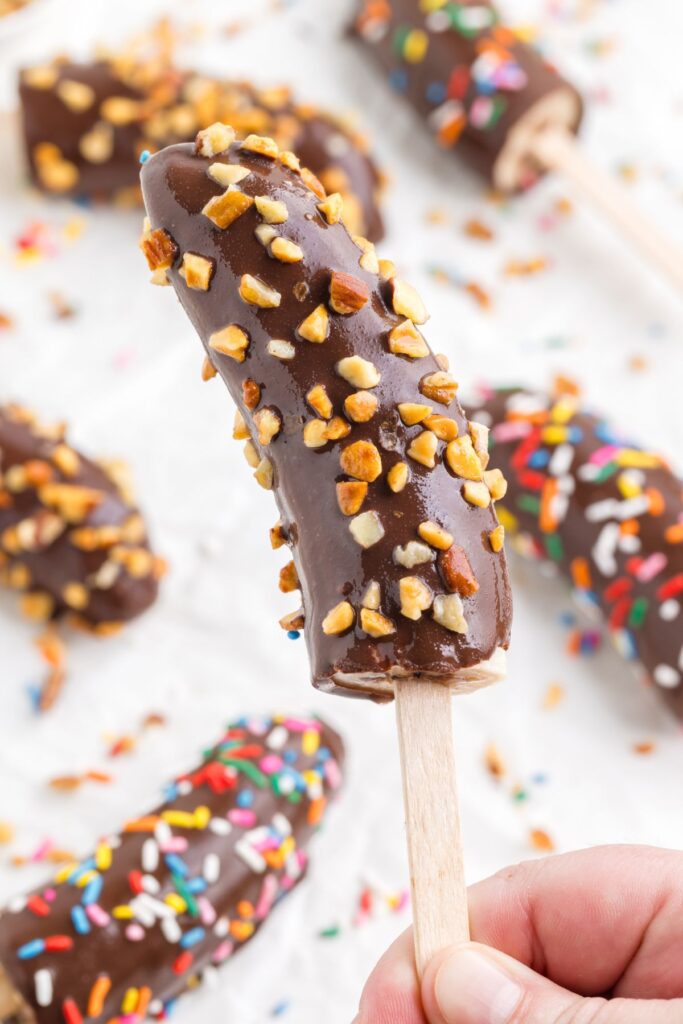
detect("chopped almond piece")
[300,166,326,198]
[140,228,177,271]
[202,190,254,229]
[239,274,281,308]
[306,385,332,419]
[80,123,114,164]
[420,371,458,406]
[298,305,329,343]
[344,391,377,423]
[361,609,396,638]
[52,445,80,477]
[329,271,370,315]
[489,525,505,553]
[462,481,491,508]
[325,417,351,441]
[241,134,279,159]
[101,97,142,126]
[20,592,55,622]
[379,259,396,280]
[425,415,458,442]
[336,481,368,516]
[388,320,429,358]
[303,420,330,449]
[407,430,438,469]
[352,235,380,274]
[270,237,304,263]
[254,457,273,490]
[280,608,305,631]
[242,379,261,411]
[399,577,433,621]
[318,193,344,225]
[255,224,279,247]
[433,593,468,633]
[278,560,299,593]
[180,252,214,291]
[270,521,287,549]
[322,601,355,635]
[196,122,236,157]
[445,436,483,481]
[209,324,250,363]
[62,582,89,610]
[439,545,479,596]
[23,66,58,89]
[340,441,382,482]
[362,581,381,610]
[253,408,282,446]
[267,339,295,360]
[484,468,508,501]
[336,356,380,388]
[232,410,250,441]
[38,484,102,523]
[418,521,453,551]
[243,441,260,468]
[279,150,301,173]
[56,79,95,112]
[394,541,434,568]
[469,421,491,470]
[201,356,217,381]
[387,461,409,493]
[254,196,288,224]
[207,163,250,186]
[435,353,449,370]
[349,510,385,548]
[398,403,432,426]
[390,279,429,324]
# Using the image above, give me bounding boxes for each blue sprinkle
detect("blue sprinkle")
[426,81,446,104]
[271,1000,291,1018]
[389,69,408,92]
[186,877,207,895]
[287,630,300,640]
[71,904,90,935]
[567,427,583,444]
[318,747,331,761]
[68,859,96,885]
[180,926,205,949]
[531,773,548,785]
[139,149,151,164]
[529,449,550,468]
[82,875,103,906]
[236,789,254,808]
[558,611,575,627]
[164,854,189,878]
[18,939,45,960]
[26,684,41,712]
[283,750,297,764]
[72,194,92,208]
[163,782,180,802]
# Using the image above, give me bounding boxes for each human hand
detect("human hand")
[354,845,683,1023]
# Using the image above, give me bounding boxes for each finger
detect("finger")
[466,845,683,997]
[421,943,683,1024]
[356,927,425,1024]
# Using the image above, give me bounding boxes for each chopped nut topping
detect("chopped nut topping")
[379,259,396,281]
[279,560,299,593]
[433,593,468,633]
[462,481,491,508]
[62,582,89,610]
[52,445,80,478]
[208,163,250,186]
[255,224,279,247]
[253,408,282,446]
[489,525,505,553]
[239,274,281,308]
[20,592,55,622]
[336,356,380,389]
[270,237,304,263]
[55,79,94,112]
[407,430,438,469]
[140,228,177,271]
[150,269,169,287]
[202,189,254,230]
[196,122,236,157]
[362,581,381,610]
[317,193,344,225]
[360,609,396,638]
[322,601,354,636]
[180,252,215,291]
[344,391,378,423]
[35,154,78,193]
[69,525,120,551]
[435,353,449,370]
[484,468,508,501]
[241,134,279,159]
[267,339,296,360]
[445,436,483,481]
[326,417,351,441]
[398,403,432,426]
[201,356,217,381]
[280,608,305,631]
[349,510,385,548]
[23,66,58,89]
[270,521,287,549]
[387,461,409,493]
[38,484,102,523]
[420,372,458,406]
[393,541,435,569]
[254,457,274,490]
[79,123,114,164]
[329,271,370,315]
[399,577,433,621]
[306,384,333,419]
[303,420,330,449]
[232,409,250,441]
[439,544,479,596]
[425,415,458,442]
[469,421,491,470]
[352,235,380,274]
[209,324,250,362]
[100,96,142,126]
[388,320,429,359]
[390,279,429,324]
[254,196,288,224]
[297,305,329,343]
[279,150,301,173]
[336,481,368,516]
[300,166,326,198]
[242,379,261,411]
[418,521,454,551]
[340,440,382,482]
[243,440,260,468]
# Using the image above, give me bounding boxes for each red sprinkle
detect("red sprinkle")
[128,870,144,895]
[511,429,541,471]
[604,577,633,603]
[608,597,632,630]
[657,575,683,601]
[27,895,50,917]
[173,951,193,974]
[518,469,546,491]
[62,998,83,1024]
[625,557,643,576]
[45,935,73,952]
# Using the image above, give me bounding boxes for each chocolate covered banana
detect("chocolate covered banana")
[139,123,511,700]
[19,57,384,240]
[0,713,344,1023]
[0,404,162,633]
[473,387,683,717]
[353,0,583,193]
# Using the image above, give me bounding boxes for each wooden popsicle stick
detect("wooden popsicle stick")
[395,677,470,977]
[530,128,683,294]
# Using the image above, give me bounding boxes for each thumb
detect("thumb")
[421,943,683,1024]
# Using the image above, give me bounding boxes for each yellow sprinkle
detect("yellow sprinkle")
[165,893,187,914]
[616,449,661,470]
[403,28,429,62]
[281,836,295,860]
[302,729,320,756]
[113,905,134,919]
[541,425,569,445]
[54,862,78,884]
[76,870,97,888]
[162,811,197,829]
[549,397,577,424]
[193,806,211,829]
[95,843,112,871]
[121,988,138,1015]
[616,472,641,499]
[495,505,519,535]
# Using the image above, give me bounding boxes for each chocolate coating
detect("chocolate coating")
[353,0,583,191]
[140,133,511,699]
[474,387,683,718]
[0,404,161,630]
[19,60,384,240]
[0,714,344,1023]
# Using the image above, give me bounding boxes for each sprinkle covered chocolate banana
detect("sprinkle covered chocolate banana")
[139,123,511,700]
[0,404,162,633]
[0,713,344,1023]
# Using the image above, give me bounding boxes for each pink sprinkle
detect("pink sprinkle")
[212,940,234,964]
[280,876,295,891]
[31,840,53,862]
[396,890,410,912]
[86,903,110,927]
[198,897,217,926]
[125,923,145,942]
[636,553,667,583]
[283,717,319,733]
[43,888,57,903]
[255,874,278,920]
[589,445,619,467]
[160,837,188,853]
[259,755,283,775]
[325,759,342,790]
[492,421,532,443]
[228,809,257,828]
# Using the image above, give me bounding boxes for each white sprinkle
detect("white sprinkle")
[209,817,232,836]
[8,896,27,914]
[154,821,172,846]
[142,839,159,874]
[619,533,641,554]
[577,463,602,483]
[586,495,650,523]
[149,1001,163,1016]
[136,893,175,920]
[549,443,574,477]
[654,664,680,689]
[235,838,266,874]
[549,491,569,525]
[266,725,289,751]
[162,916,182,943]
[557,474,575,495]
[592,522,620,577]
[660,599,680,622]
[203,853,220,885]
[34,969,53,1007]
[177,780,193,796]
[214,917,230,938]
[129,897,155,928]
[141,874,160,895]
[272,813,292,838]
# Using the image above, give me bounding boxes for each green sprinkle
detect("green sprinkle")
[593,461,619,483]
[319,925,341,939]
[220,758,267,788]
[518,494,541,515]
[512,788,529,803]
[392,25,410,55]
[545,534,564,562]
[172,873,199,918]
[628,597,649,628]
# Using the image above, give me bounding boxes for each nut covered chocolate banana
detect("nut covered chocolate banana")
[353,0,583,193]
[0,713,344,1023]
[19,57,384,240]
[473,387,683,717]
[140,123,511,700]
[0,404,162,632]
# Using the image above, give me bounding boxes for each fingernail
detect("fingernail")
[434,948,522,1024]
